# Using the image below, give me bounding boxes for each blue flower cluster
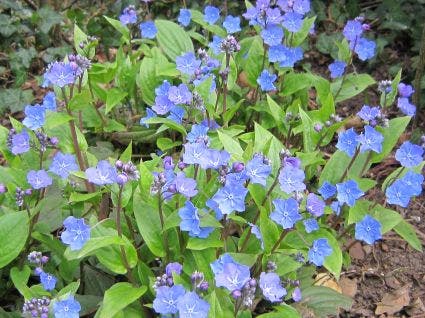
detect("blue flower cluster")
[397,82,416,116]
[342,17,376,61]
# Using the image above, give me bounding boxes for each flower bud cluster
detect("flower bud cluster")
[22,297,50,318]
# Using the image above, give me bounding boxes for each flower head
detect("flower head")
[153,285,185,315]
[152,95,175,115]
[61,216,90,250]
[85,160,118,185]
[27,170,52,189]
[168,84,193,105]
[353,38,376,61]
[183,142,208,165]
[199,149,230,170]
[357,105,381,122]
[303,218,319,233]
[178,9,192,27]
[261,25,284,46]
[336,180,364,207]
[356,125,384,153]
[166,262,183,277]
[328,60,347,79]
[306,193,325,217]
[278,166,306,194]
[179,201,213,238]
[140,107,156,127]
[395,141,423,168]
[270,198,302,229]
[187,124,209,144]
[336,128,358,157]
[211,183,248,215]
[176,52,201,76]
[172,172,198,198]
[204,6,220,25]
[177,291,210,318]
[318,181,336,200]
[397,97,416,116]
[209,35,223,55]
[53,295,81,318]
[259,272,287,302]
[40,271,57,291]
[215,262,251,291]
[23,105,46,130]
[398,83,415,98]
[245,154,272,185]
[42,91,57,111]
[343,20,363,42]
[119,5,137,25]
[223,15,241,34]
[399,171,423,196]
[139,21,157,39]
[257,70,277,92]
[10,130,30,155]
[44,62,76,87]
[282,12,304,32]
[250,223,265,250]
[355,215,381,244]
[49,152,78,179]
[308,238,332,266]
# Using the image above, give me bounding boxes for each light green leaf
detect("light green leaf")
[155,20,194,60]
[145,117,187,136]
[99,283,147,318]
[105,88,127,114]
[44,112,73,130]
[64,236,127,260]
[104,16,130,43]
[10,266,33,299]
[217,130,244,160]
[394,220,422,252]
[331,73,375,103]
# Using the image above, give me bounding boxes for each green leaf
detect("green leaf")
[74,24,95,58]
[57,281,80,297]
[69,191,101,203]
[133,189,165,257]
[292,16,316,46]
[217,130,244,161]
[98,283,147,318]
[157,137,181,151]
[145,117,187,136]
[258,304,301,317]
[0,211,29,268]
[155,20,194,60]
[205,289,234,317]
[299,108,315,152]
[331,73,375,103]
[0,89,33,114]
[105,88,127,114]
[64,236,128,260]
[260,207,280,253]
[190,10,227,38]
[371,116,411,163]
[104,16,130,43]
[394,220,422,252]
[120,141,133,162]
[44,112,73,130]
[10,266,33,299]
[295,286,352,318]
[239,36,264,87]
[187,232,223,250]
[37,6,62,33]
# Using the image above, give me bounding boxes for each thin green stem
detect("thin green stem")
[270,229,287,254]
[339,147,360,183]
[158,192,170,263]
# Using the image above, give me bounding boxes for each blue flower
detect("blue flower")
[336,128,358,157]
[119,6,137,25]
[44,62,76,87]
[153,285,185,315]
[269,45,287,63]
[397,97,416,116]
[49,152,78,179]
[303,218,319,233]
[257,70,277,92]
[209,35,223,55]
[261,25,284,46]
[199,149,230,170]
[385,179,412,207]
[204,6,220,25]
[308,238,332,266]
[39,271,57,291]
[293,0,311,14]
[155,80,171,96]
[61,216,90,250]
[353,38,376,61]
[356,125,384,153]
[398,83,415,98]
[166,262,183,276]
[167,105,185,124]
[292,287,302,302]
[187,124,209,144]
[400,171,423,196]
[343,20,363,42]
[355,215,381,244]
[206,199,223,220]
[178,9,192,27]
[179,201,213,238]
[336,180,364,207]
[245,154,272,186]
[215,262,251,291]
[168,84,192,105]
[211,253,236,275]
[177,291,210,318]
[85,160,118,185]
[357,105,381,122]
[223,15,241,34]
[265,7,283,24]
[176,52,201,76]
[269,45,303,67]
[318,181,336,200]
[27,170,52,189]
[225,170,249,186]
[10,130,30,155]
[306,193,325,217]
[270,198,302,229]
[139,107,156,127]
[328,60,346,79]
[249,223,264,250]
[53,296,81,318]
[139,21,157,39]
[183,142,208,165]
[282,12,304,32]
[42,91,56,111]
[152,95,175,115]
[23,105,46,130]
[211,183,248,215]
[278,166,306,194]
[395,141,423,168]
[330,201,341,215]
[173,172,198,198]
[259,272,287,302]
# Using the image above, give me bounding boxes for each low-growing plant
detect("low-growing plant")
[0,0,424,317]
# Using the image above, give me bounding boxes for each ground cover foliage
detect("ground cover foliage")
[0,0,424,317]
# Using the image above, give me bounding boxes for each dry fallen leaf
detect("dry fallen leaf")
[314,273,342,293]
[375,284,411,315]
[339,277,358,298]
